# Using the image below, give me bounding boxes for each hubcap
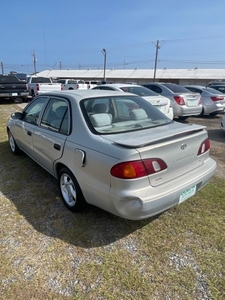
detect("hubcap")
[9,134,15,152]
[60,173,76,206]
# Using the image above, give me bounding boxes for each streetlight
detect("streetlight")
[101,48,106,83]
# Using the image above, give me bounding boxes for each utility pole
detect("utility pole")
[0,61,4,74]
[59,61,62,70]
[102,48,106,83]
[153,40,160,82]
[32,50,37,74]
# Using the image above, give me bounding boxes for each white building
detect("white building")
[36,68,225,86]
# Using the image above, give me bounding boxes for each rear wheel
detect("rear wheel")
[58,167,86,212]
[8,131,21,155]
[178,116,189,121]
[209,112,218,116]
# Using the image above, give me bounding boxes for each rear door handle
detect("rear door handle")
[54,144,61,151]
[27,131,32,136]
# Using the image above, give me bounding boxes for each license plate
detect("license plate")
[155,105,163,111]
[187,100,198,106]
[12,93,18,96]
[179,185,196,204]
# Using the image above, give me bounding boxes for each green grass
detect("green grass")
[0,103,224,300]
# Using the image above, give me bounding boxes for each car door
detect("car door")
[31,97,70,174]
[14,96,48,156]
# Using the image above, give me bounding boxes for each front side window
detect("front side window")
[23,97,48,125]
[40,98,69,134]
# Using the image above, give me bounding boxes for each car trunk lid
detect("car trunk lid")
[104,123,208,186]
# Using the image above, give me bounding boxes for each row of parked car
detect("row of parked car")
[91,82,225,121]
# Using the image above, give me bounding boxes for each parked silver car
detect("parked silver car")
[142,83,202,120]
[7,90,216,220]
[92,83,173,119]
[221,109,225,131]
[184,85,225,116]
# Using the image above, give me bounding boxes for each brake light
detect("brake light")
[174,96,185,105]
[60,84,63,90]
[88,85,91,89]
[211,96,224,101]
[197,138,210,155]
[36,84,39,91]
[77,84,79,89]
[110,159,167,179]
[198,96,202,105]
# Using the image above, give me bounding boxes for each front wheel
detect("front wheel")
[8,131,21,155]
[58,167,86,212]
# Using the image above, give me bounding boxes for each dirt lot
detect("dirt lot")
[175,114,225,179]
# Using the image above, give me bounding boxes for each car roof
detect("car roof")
[95,83,142,88]
[38,89,135,101]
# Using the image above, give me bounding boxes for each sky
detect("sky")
[1,0,225,74]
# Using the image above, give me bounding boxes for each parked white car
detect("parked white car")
[57,79,88,90]
[92,83,174,119]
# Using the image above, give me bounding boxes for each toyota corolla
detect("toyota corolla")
[7,90,216,220]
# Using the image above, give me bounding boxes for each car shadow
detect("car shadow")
[0,141,156,248]
[207,129,225,143]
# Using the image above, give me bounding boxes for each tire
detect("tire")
[58,167,86,212]
[178,116,189,121]
[8,131,21,155]
[209,112,218,116]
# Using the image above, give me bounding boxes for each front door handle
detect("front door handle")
[27,131,32,136]
[54,143,61,151]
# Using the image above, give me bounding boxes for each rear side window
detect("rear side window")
[41,98,69,135]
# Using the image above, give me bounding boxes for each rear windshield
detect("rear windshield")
[205,87,224,94]
[163,83,191,93]
[120,86,160,97]
[0,75,19,83]
[81,95,172,134]
[30,77,52,83]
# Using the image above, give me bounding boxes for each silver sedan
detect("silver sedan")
[7,90,216,220]
[142,82,202,120]
[184,85,225,116]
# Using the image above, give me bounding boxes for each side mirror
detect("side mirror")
[11,112,23,120]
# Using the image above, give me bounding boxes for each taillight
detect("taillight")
[110,159,167,179]
[77,84,79,89]
[61,84,63,90]
[211,96,224,101]
[36,84,39,91]
[198,96,202,105]
[174,96,185,106]
[88,85,91,89]
[197,138,210,155]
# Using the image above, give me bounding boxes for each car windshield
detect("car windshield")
[120,86,159,97]
[163,83,191,93]
[81,95,172,134]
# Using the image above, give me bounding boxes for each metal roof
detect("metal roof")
[35,68,225,80]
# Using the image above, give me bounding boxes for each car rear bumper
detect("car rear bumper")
[109,157,217,220]
[204,102,225,114]
[173,105,202,117]
[0,92,29,98]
